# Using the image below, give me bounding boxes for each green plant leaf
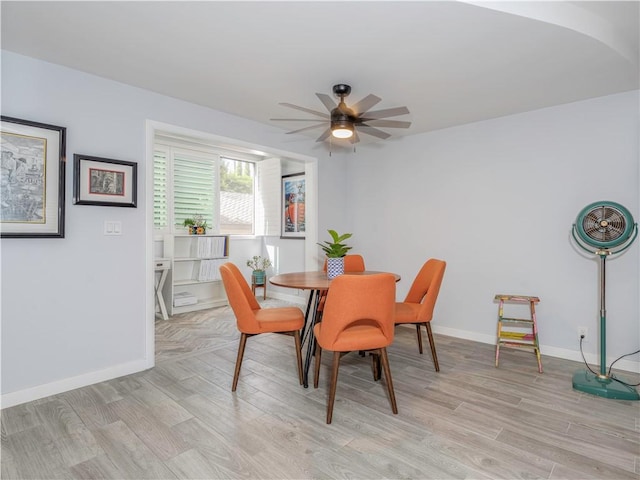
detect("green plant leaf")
[317,229,353,258]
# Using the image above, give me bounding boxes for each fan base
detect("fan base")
[572,370,639,401]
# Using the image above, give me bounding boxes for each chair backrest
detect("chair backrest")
[322,254,366,273]
[219,262,260,333]
[320,273,396,350]
[403,259,446,322]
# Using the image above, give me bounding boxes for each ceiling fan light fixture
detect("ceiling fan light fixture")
[331,123,354,139]
[331,112,354,139]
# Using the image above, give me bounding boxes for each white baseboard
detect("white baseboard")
[1,358,153,410]
[431,324,640,374]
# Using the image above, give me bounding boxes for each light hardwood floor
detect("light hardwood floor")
[2,299,639,479]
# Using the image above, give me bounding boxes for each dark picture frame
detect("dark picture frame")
[281,172,305,239]
[1,116,66,238]
[73,154,137,207]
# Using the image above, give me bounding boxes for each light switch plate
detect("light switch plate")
[104,221,122,235]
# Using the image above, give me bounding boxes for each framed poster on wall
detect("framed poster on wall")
[73,154,137,208]
[0,116,66,238]
[281,172,305,239]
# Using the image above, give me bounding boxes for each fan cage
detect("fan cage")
[574,201,635,249]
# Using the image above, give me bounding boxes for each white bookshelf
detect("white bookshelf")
[162,234,229,315]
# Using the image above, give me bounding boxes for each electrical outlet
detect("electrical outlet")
[578,326,588,341]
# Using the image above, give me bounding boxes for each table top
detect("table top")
[269,270,400,290]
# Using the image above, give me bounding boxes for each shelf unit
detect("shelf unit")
[162,234,229,315]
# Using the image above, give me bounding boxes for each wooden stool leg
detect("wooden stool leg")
[530,300,543,373]
[495,299,504,368]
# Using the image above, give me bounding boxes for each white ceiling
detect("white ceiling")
[2,1,638,145]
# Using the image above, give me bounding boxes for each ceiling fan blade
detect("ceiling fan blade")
[361,119,411,129]
[357,125,392,140]
[271,118,328,121]
[351,94,381,115]
[361,106,410,119]
[279,102,329,119]
[316,93,337,112]
[315,127,332,143]
[286,123,327,135]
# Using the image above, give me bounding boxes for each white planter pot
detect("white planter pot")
[326,257,345,279]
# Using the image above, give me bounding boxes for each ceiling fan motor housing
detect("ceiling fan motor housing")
[332,84,351,97]
[574,201,635,250]
[331,86,357,135]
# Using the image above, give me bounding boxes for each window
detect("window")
[154,136,261,235]
[220,157,254,234]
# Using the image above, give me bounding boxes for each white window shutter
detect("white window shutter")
[256,157,281,236]
[172,149,217,231]
[153,148,169,231]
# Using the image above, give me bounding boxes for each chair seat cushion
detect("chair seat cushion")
[253,307,304,333]
[314,322,391,351]
[395,302,422,324]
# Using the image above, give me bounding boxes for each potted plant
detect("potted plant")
[246,255,272,285]
[183,214,208,235]
[317,229,352,279]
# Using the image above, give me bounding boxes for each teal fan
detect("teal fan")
[571,201,638,400]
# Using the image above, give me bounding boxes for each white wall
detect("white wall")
[347,91,639,370]
[0,52,321,406]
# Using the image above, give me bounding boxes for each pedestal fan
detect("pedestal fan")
[571,201,639,400]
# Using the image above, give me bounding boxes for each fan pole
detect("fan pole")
[571,250,639,400]
[598,253,607,377]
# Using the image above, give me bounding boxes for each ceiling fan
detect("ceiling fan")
[271,84,411,144]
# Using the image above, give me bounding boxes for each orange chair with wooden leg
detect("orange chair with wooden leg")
[219,262,304,392]
[395,259,446,372]
[313,273,397,424]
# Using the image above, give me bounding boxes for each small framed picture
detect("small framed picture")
[73,154,137,207]
[281,172,305,239]
[1,116,66,238]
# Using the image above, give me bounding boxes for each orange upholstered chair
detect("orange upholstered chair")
[395,259,446,371]
[219,262,304,391]
[313,273,397,424]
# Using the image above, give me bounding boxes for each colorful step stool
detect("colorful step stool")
[495,294,542,373]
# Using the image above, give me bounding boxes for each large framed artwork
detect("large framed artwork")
[73,154,137,207]
[281,172,305,239]
[1,116,66,238]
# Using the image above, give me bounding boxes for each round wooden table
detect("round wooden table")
[270,270,399,289]
[269,270,401,387]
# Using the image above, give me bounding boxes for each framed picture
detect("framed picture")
[281,172,305,239]
[1,116,66,238]
[73,154,137,207]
